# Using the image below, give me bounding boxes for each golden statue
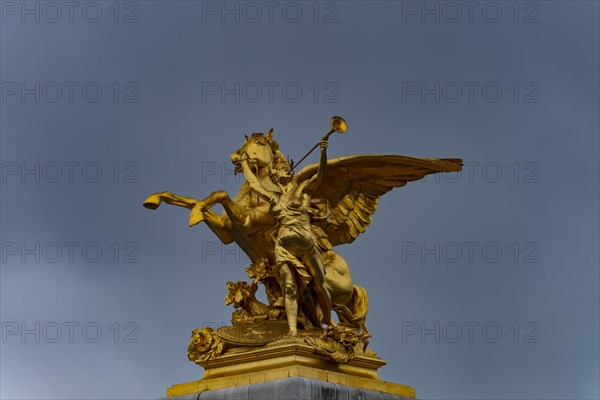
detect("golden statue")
[240,138,334,336]
[143,117,462,398]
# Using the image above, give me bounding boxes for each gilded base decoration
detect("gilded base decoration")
[171,339,415,398]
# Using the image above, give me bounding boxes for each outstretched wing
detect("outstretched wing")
[296,154,462,246]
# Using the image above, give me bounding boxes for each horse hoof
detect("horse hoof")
[189,203,205,227]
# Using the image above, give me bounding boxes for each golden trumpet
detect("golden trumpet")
[292,116,347,169]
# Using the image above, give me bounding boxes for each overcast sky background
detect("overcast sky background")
[0,1,598,399]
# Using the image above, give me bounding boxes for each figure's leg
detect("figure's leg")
[279,263,299,336]
[299,289,322,328]
[303,246,333,327]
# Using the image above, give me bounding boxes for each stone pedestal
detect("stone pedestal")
[163,342,415,399]
[162,377,414,400]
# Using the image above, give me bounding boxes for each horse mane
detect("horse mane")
[230,131,291,206]
[249,132,291,169]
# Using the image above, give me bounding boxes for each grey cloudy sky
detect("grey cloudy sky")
[0,1,598,399]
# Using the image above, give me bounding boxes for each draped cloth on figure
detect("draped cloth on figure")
[270,198,333,293]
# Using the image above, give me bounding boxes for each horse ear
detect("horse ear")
[244,134,249,143]
[267,129,274,140]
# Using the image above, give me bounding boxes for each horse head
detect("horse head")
[230,129,286,174]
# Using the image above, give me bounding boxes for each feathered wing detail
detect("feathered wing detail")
[296,155,462,246]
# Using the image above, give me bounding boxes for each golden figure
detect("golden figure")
[239,139,333,336]
[143,116,462,362]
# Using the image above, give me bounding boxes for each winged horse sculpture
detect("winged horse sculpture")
[143,117,462,343]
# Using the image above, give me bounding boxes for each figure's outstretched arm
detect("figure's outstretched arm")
[304,140,328,194]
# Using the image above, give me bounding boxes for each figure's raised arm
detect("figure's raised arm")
[304,139,328,194]
[240,156,276,204]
